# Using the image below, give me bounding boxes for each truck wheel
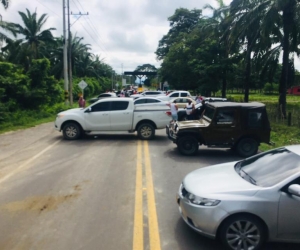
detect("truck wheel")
[137,123,155,140]
[236,138,258,157]
[178,136,198,155]
[220,214,266,250]
[63,122,81,140]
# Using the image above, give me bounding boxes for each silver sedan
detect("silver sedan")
[177,145,300,250]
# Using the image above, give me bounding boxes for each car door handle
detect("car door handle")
[123,112,129,114]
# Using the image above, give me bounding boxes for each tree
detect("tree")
[155,8,202,60]
[14,9,56,60]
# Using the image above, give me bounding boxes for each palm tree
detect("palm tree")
[14,9,56,60]
[203,0,232,98]
[1,0,9,9]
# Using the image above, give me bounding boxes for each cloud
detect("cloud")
[2,0,299,74]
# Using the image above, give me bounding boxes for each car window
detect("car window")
[146,99,160,103]
[247,110,263,128]
[134,99,147,104]
[236,147,300,187]
[203,106,214,121]
[91,101,110,112]
[111,101,129,111]
[181,93,188,97]
[170,93,179,97]
[216,109,235,124]
[98,94,110,97]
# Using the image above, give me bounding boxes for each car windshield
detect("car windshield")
[235,147,300,187]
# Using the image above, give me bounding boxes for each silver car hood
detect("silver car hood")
[183,162,260,198]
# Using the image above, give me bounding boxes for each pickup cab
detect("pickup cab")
[55,98,171,140]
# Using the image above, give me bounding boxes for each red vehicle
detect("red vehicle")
[287,86,300,95]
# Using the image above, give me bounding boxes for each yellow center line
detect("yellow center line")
[133,140,143,250]
[144,141,161,250]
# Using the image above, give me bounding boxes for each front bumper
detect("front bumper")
[166,123,177,142]
[176,185,227,239]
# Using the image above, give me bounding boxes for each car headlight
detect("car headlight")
[57,114,65,119]
[175,125,179,133]
[187,193,220,206]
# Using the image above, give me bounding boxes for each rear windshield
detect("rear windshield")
[235,148,300,187]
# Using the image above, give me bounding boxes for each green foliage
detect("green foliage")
[25,58,63,108]
[263,82,279,94]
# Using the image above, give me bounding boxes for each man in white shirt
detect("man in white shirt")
[185,99,195,120]
[170,100,178,122]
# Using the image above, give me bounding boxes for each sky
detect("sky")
[1,0,299,75]
[1,0,233,74]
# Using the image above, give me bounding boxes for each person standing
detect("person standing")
[170,100,178,122]
[185,99,195,120]
[78,96,86,108]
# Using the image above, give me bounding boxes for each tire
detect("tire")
[137,123,155,140]
[177,136,198,155]
[220,215,266,250]
[236,138,258,157]
[63,122,81,140]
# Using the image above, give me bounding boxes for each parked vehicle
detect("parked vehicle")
[55,98,171,140]
[169,97,196,109]
[166,102,271,157]
[89,92,117,103]
[177,145,300,250]
[134,97,169,107]
[130,91,165,99]
[157,90,192,101]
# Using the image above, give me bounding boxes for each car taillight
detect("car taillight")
[165,111,171,116]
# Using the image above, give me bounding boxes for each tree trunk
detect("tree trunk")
[244,40,252,103]
[279,6,293,119]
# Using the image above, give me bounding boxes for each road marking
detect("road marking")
[133,140,143,250]
[0,140,61,185]
[133,141,161,250]
[144,141,161,250]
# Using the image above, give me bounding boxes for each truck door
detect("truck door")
[205,108,237,145]
[110,101,133,130]
[84,101,111,130]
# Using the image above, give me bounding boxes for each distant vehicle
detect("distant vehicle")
[89,93,117,103]
[134,97,169,107]
[169,97,196,109]
[177,145,300,250]
[157,90,192,101]
[130,91,165,99]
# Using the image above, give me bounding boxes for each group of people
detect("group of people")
[170,94,206,122]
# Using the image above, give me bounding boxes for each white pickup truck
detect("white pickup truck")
[157,90,193,101]
[54,98,171,140]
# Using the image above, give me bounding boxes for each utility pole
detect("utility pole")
[62,0,69,105]
[67,0,73,105]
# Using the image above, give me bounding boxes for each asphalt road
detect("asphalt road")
[0,123,299,250]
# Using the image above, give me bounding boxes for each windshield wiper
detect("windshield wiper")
[240,169,257,185]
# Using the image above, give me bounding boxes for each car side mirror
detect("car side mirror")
[288,184,300,197]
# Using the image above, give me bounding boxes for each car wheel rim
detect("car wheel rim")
[226,220,260,250]
[242,142,252,153]
[183,140,195,152]
[66,126,77,138]
[141,126,152,138]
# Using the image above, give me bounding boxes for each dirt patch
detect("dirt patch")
[0,184,81,214]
